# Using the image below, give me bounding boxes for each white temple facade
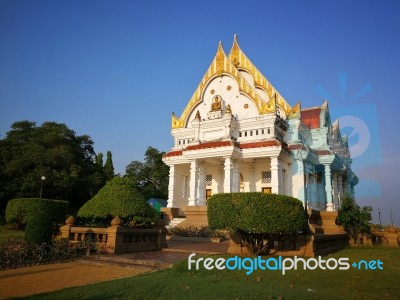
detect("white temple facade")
[163,36,358,212]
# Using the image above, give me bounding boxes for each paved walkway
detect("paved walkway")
[0,240,229,299]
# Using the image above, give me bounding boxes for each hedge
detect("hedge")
[78,177,159,226]
[208,192,307,233]
[208,193,308,255]
[5,198,69,225]
[25,211,54,244]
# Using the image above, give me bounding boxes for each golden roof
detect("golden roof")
[172,35,296,129]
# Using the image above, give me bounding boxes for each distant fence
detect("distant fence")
[58,216,167,254]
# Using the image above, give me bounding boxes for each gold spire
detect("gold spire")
[228,35,293,116]
[215,41,225,75]
[226,104,232,114]
[230,34,240,67]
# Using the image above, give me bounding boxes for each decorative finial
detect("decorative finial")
[226,104,232,114]
[233,34,238,45]
[194,110,201,121]
[230,34,240,67]
[111,216,122,227]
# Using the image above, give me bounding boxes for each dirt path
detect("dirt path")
[0,261,151,299]
[0,240,228,299]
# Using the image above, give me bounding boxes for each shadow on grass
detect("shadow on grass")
[22,247,400,300]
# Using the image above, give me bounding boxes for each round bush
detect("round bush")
[25,212,54,244]
[208,192,308,255]
[208,192,307,233]
[78,177,159,226]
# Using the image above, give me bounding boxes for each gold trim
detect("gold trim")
[287,101,301,119]
[172,41,266,129]
[172,35,293,129]
[228,35,293,115]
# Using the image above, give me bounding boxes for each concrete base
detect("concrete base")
[160,207,181,226]
[177,206,208,228]
[228,232,348,257]
[308,209,345,234]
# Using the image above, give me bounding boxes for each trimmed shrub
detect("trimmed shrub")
[78,177,159,226]
[208,192,308,255]
[5,198,69,227]
[25,212,54,244]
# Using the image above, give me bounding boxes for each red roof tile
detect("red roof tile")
[185,141,235,151]
[288,144,305,151]
[301,108,321,129]
[314,150,332,156]
[164,150,183,157]
[239,140,280,149]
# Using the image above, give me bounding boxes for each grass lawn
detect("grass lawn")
[23,247,399,300]
[0,224,24,242]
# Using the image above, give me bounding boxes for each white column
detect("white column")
[249,161,255,192]
[308,174,315,209]
[197,162,206,205]
[338,175,343,198]
[271,156,280,194]
[232,160,240,192]
[332,173,338,210]
[167,165,177,207]
[344,174,351,195]
[324,164,334,211]
[224,157,233,193]
[188,160,198,206]
[293,159,306,206]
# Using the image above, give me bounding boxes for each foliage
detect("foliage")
[5,198,69,228]
[103,151,115,181]
[25,212,54,244]
[167,226,228,239]
[125,146,169,200]
[208,192,308,255]
[77,177,159,226]
[0,237,94,269]
[0,121,105,209]
[337,194,372,242]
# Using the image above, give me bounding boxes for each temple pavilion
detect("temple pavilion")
[163,35,358,212]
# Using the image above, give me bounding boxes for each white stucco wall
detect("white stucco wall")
[186,75,259,126]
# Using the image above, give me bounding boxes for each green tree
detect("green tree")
[0,121,103,208]
[337,194,372,243]
[103,151,115,181]
[208,193,308,256]
[125,146,169,200]
[78,177,159,226]
[96,153,104,169]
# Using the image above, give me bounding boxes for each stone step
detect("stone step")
[168,217,186,227]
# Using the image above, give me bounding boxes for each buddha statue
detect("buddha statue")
[211,95,222,111]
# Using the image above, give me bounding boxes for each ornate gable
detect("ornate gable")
[172,36,294,129]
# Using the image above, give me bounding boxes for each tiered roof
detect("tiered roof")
[171,35,301,129]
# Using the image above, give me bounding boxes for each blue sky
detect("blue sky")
[1,0,399,225]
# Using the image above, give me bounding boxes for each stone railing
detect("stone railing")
[58,216,167,254]
[370,227,399,247]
